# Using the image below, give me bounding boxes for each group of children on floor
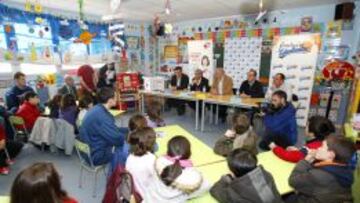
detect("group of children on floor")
[1,82,358,202]
[4,110,358,203]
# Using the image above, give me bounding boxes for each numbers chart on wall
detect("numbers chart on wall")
[224,37,262,88]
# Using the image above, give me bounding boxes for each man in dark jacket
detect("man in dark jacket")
[188,69,209,116]
[210,148,282,203]
[259,90,297,150]
[287,136,356,203]
[58,75,77,99]
[79,87,128,168]
[168,66,189,115]
[239,69,264,98]
[5,72,34,113]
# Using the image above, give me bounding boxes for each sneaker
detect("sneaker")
[6,159,15,165]
[0,167,9,175]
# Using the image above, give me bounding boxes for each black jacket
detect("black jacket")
[210,166,283,203]
[58,85,77,99]
[190,77,210,92]
[289,160,353,203]
[170,74,189,90]
[239,80,264,98]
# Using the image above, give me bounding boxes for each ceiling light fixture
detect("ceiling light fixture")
[165,0,171,15]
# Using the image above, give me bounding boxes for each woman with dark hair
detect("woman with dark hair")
[10,162,77,203]
[97,63,116,89]
[59,94,78,131]
[143,136,209,202]
[201,55,210,67]
[47,94,62,119]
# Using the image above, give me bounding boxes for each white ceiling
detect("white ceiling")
[3,0,346,22]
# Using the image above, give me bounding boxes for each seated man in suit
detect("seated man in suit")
[210,68,233,122]
[188,69,210,116]
[58,75,77,100]
[239,69,264,98]
[169,66,189,115]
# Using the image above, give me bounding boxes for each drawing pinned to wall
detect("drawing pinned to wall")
[178,37,190,64]
[301,16,313,32]
[326,21,342,38]
[164,45,178,65]
[127,36,139,50]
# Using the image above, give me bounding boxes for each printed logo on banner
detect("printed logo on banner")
[278,41,313,58]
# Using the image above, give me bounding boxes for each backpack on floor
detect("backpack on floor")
[102,165,142,203]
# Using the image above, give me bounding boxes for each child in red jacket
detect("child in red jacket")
[15,92,41,131]
[269,116,335,163]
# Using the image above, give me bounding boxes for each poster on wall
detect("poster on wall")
[188,40,214,83]
[178,37,189,64]
[270,34,321,126]
[224,37,262,88]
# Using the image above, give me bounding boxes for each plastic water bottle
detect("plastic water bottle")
[202,86,206,93]
[236,89,240,96]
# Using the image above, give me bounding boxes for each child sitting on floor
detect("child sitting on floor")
[128,114,159,152]
[214,113,258,156]
[144,136,209,202]
[47,94,62,119]
[10,162,78,203]
[59,94,78,131]
[76,96,93,128]
[270,116,335,163]
[16,92,41,131]
[126,127,157,198]
[210,148,282,203]
[287,136,356,203]
[146,101,165,128]
[128,114,148,132]
[0,124,23,175]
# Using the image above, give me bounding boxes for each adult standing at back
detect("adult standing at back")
[77,65,97,97]
[79,87,128,170]
[239,69,264,98]
[265,73,292,102]
[210,68,233,122]
[5,72,34,113]
[97,63,116,89]
[58,75,77,99]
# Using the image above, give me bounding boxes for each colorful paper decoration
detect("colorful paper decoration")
[5,25,12,33]
[35,17,44,24]
[30,43,38,62]
[29,27,35,33]
[34,1,43,13]
[75,31,95,45]
[322,60,355,81]
[39,30,44,38]
[25,1,32,12]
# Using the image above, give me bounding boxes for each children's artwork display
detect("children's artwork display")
[270,34,321,126]
[224,37,262,88]
[188,40,214,83]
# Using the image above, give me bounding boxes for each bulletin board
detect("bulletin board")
[270,34,321,126]
[224,37,262,88]
[187,40,214,84]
